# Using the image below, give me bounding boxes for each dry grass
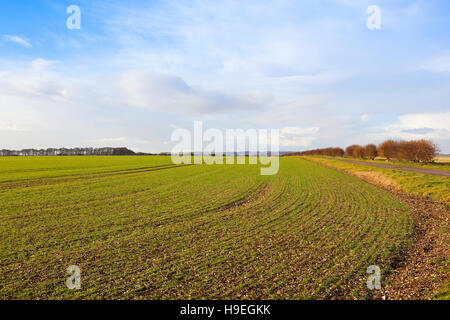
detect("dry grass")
[435,156,450,164]
[352,171,401,190]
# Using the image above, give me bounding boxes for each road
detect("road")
[318,157,450,177]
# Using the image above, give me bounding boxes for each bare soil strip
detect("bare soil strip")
[318,157,450,177]
[0,163,195,191]
[304,157,450,299]
[381,193,449,299]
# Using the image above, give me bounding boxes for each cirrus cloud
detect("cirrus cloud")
[3,35,32,48]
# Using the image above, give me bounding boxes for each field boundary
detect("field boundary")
[314,156,450,177]
[302,156,450,299]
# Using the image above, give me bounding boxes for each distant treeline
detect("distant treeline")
[0,147,135,156]
[0,149,281,157]
[285,147,344,157]
[286,139,438,163]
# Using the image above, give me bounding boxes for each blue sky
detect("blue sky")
[0,0,449,152]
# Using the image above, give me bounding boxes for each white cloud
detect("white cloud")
[30,59,58,71]
[3,35,32,48]
[1,2,450,153]
[393,112,450,131]
[0,109,41,132]
[91,137,128,143]
[90,137,151,146]
[0,72,69,100]
[0,123,28,131]
[280,126,320,147]
[116,71,272,114]
[364,112,450,152]
[419,53,450,73]
[0,62,273,115]
[248,94,336,126]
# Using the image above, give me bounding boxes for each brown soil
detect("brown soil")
[304,157,450,299]
[381,193,449,299]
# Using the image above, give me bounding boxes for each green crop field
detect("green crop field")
[0,156,413,299]
[303,156,450,204]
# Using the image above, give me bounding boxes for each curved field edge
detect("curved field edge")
[302,156,450,204]
[1,156,413,299]
[302,156,450,299]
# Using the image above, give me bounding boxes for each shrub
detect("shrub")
[363,144,377,160]
[378,139,438,162]
[409,139,438,162]
[345,145,356,158]
[378,139,398,160]
[352,145,364,158]
[345,145,364,158]
[286,139,438,163]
